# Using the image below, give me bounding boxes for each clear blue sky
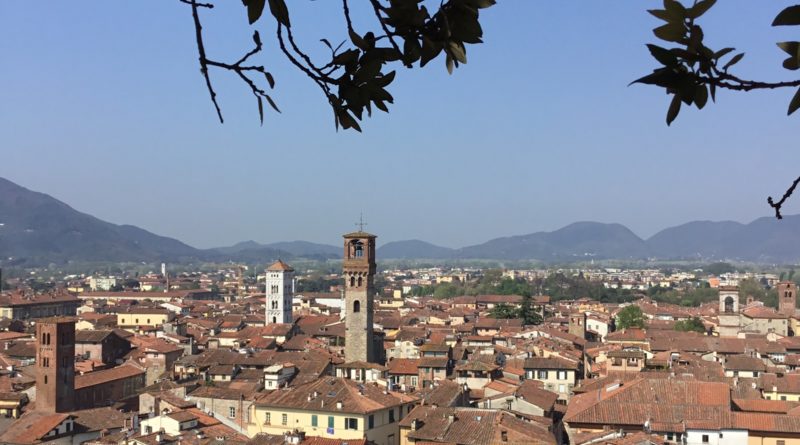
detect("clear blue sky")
[2,1,799,249]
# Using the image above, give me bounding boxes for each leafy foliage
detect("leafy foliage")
[616,304,646,330]
[674,316,706,333]
[186,0,495,131]
[635,1,800,125]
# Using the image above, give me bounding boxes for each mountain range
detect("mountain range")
[2,176,800,265]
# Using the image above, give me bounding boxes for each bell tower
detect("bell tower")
[266,260,294,324]
[343,227,376,363]
[778,281,797,316]
[36,317,75,413]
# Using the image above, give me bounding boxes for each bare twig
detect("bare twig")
[769,176,800,219]
[181,0,278,124]
[186,0,224,123]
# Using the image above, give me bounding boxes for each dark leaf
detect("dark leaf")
[695,84,708,109]
[646,44,678,66]
[722,52,744,71]
[257,97,264,124]
[446,55,454,74]
[789,87,800,115]
[265,95,281,113]
[252,31,262,47]
[773,5,800,26]
[245,0,266,25]
[349,29,368,51]
[663,0,687,17]
[320,38,333,51]
[687,0,716,19]
[713,47,735,59]
[268,0,290,27]
[710,82,716,102]
[264,72,275,89]
[648,9,680,23]
[653,23,686,43]
[667,94,681,125]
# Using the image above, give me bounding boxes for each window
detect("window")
[147,319,151,324]
[411,377,417,387]
[135,319,139,324]
[328,416,334,429]
[44,375,48,384]
[368,415,374,429]
[265,413,271,424]
[777,440,786,445]
[353,300,361,313]
[229,407,236,418]
[345,418,358,430]
[281,414,287,425]
[702,434,709,444]
[311,415,318,427]
[558,384,566,394]
[537,370,548,379]
[389,408,395,423]
[782,396,788,401]
[557,370,567,380]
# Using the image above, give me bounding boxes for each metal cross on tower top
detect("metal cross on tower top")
[356,213,367,232]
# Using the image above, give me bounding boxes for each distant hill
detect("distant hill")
[377,240,456,259]
[456,222,650,260]
[208,240,339,260]
[645,215,800,262]
[5,176,800,264]
[0,177,200,265]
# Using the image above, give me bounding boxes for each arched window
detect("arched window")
[44,375,48,384]
[350,276,356,287]
[350,240,364,258]
[272,316,277,323]
[41,333,46,345]
[357,276,363,287]
[45,333,50,345]
[724,296,735,313]
[353,300,361,313]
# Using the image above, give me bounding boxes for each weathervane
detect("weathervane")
[356,213,367,232]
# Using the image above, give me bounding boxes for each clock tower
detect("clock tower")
[343,229,376,363]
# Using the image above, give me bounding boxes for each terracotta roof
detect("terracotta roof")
[74,362,145,389]
[524,356,579,370]
[565,378,730,429]
[267,260,295,272]
[0,411,71,444]
[724,355,767,372]
[401,406,555,445]
[256,377,415,414]
[388,358,420,375]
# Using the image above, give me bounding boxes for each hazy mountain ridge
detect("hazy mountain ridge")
[3,177,800,265]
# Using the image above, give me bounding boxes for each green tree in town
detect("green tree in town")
[488,303,517,319]
[616,305,646,330]
[674,317,706,333]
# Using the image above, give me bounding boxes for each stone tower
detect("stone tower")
[568,312,587,339]
[36,317,75,413]
[266,260,294,324]
[778,281,797,317]
[718,286,741,338]
[343,230,376,363]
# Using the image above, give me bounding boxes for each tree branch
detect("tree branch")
[185,0,224,123]
[769,176,800,219]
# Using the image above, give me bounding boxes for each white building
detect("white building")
[265,260,294,324]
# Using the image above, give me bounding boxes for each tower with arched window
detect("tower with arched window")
[778,281,797,317]
[36,317,76,413]
[343,230,377,363]
[718,286,741,337]
[265,260,294,325]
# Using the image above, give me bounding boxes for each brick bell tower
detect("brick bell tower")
[343,226,377,364]
[36,317,76,413]
[778,281,798,317]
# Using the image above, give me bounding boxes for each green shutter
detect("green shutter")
[312,415,318,427]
